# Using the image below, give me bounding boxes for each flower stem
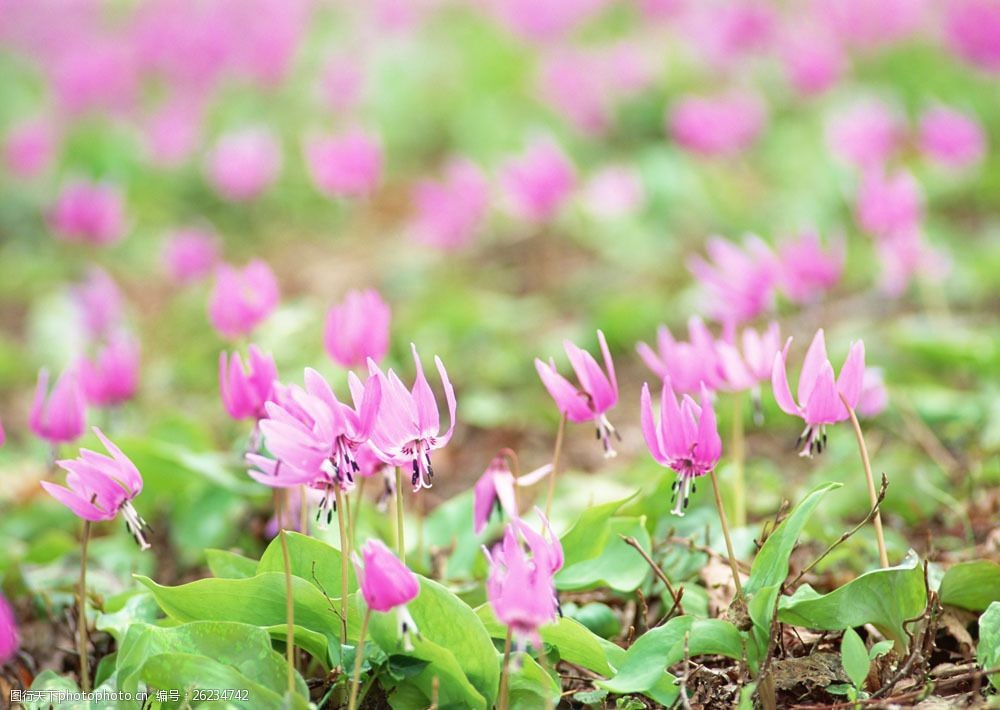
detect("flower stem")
[544,413,567,519]
[709,469,744,601]
[395,467,405,564]
[78,520,91,693]
[350,476,366,550]
[347,608,372,710]
[279,529,296,695]
[499,628,513,710]
[731,392,747,528]
[335,486,350,647]
[839,393,890,568]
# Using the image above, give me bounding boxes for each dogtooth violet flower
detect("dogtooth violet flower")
[776,231,845,304]
[324,289,391,369]
[71,266,123,340]
[0,592,17,664]
[716,322,782,423]
[204,126,282,201]
[49,179,126,246]
[637,316,727,395]
[771,328,865,457]
[364,344,456,491]
[640,380,722,516]
[473,452,552,534]
[353,539,420,648]
[163,227,220,284]
[219,345,278,421]
[41,427,150,550]
[499,138,576,223]
[30,368,87,445]
[687,235,779,326]
[208,259,279,339]
[78,331,140,408]
[535,330,619,456]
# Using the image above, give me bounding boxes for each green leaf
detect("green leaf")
[668,619,744,664]
[559,494,638,568]
[747,583,781,673]
[869,640,894,660]
[939,560,1000,612]
[508,653,561,710]
[778,551,927,649]
[369,576,500,708]
[27,671,87,710]
[599,616,694,705]
[257,531,356,592]
[557,517,651,592]
[206,548,260,579]
[95,593,160,644]
[840,628,870,691]
[978,602,1000,692]
[570,602,621,639]
[745,482,841,596]
[379,632,488,710]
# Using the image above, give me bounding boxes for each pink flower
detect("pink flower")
[208,260,280,340]
[50,180,126,246]
[669,91,766,157]
[0,592,18,664]
[944,0,1000,74]
[826,99,903,169]
[324,289,391,368]
[771,329,865,457]
[581,165,645,219]
[70,267,123,339]
[918,106,986,169]
[855,169,923,240]
[687,235,779,325]
[488,0,610,42]
[366,344,457,491]
[499,139,576,223]
[353,538,420,612]
[875,229,949,296]
[408,159,489,250]
[640,381,722,516]
[162,228,220,284]
[535,330,619,456]
[30,368,87,446]
[814,0,928,52]
[682,0,775,67]
[0,417,5,447]
[320,55,366,114]
[776,231,845,304]
[219,345,278,421]
[637,316,726,395]
[4,119,57,178]
[78,332,140,407]
[779,24,846,96]
[204,127,282,201]
[473,453,551,535]
[857,368,888,418]
[41,427,150,549]
[304,129,382,199]
[142,96,204,168]
[716,322,782,394]
[536,49,612,136]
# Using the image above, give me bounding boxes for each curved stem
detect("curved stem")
[709,469,744,601]
[839,393,890,568]
[544,414,567,519]
[499,628,513,710]
[78,520,91,693]
[350,476,366,551]
[335,486,350,646]
[731,392,746,528]
[347,608,372,710]
[279,529,296,695]
[395,467,405,564]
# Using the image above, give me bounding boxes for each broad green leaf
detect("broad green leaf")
[508,653,561,710]
[747,583,781,673]
[869,640,894,660]
[557,517,651,592]
[666,619,743,666]
[369,576,500,707]
[599,616,694,705]
[570,602,621,639]
[560,494,637,568]
[27,670,87,709]
[257,531,356,592]
[778,551,926,649]
[840,628,870,691]
[745,482,841,596]
[939,560,1000,612]
[206,548,259,579]
[377,631,488,710]
[978,602,1000,691]
[95,593,160,644]
[263,624,336,670]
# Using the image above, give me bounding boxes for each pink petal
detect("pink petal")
[836,341,866,411]
[798,329,829,405]
[770,340,801,416]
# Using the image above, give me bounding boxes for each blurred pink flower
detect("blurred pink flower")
[855,169,924,240]
[324,289,391,368]
[826,100,903,169]
[669,91,766,157]
[918,106,986,169]
[78,332,140,408]
[682,0,775,67]
[716,321,782,394]
[582,165,645,219]
[875,230,950,297]
[637,316,726,395]
[0,417,5,447]
[30,368,87,446]
[320,55,366,114]
[776,231,845,304]
[944,0,1000,73]
[687,235,779,325]
[779,24,846,96]
[489,0,610,42]
[536,50,613,136]
[49,37,138,116]
[3,119,57,178]
[142,97,204,168]
[219,345,278,421]
[857,368,888,418]
[305,129,382,199]
[208,260,280,340]
[500,139,575,222]
[50,180,126,246]
[813,0,929,51]
[472,453,551,534]
[162,228,220,284]
[71,267,123,339]
[409,158,489,250]
[0,592,17,664]
[204,127,282,201]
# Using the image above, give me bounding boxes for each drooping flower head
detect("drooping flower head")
[716,321,782,408]
[779,21,845,96]
[163,227,220,284]
[826,99,903,170]
[687,235,778,326]
[535,330,619,456]
[408,158,489,250]
[776,231,845,304]
[640,381,722,516]
[918,106,986,170]
[49,180,126,246]
[0,592,18,664]
[219,345,278,421]
[637,317,726,395]
[668,91,766,157]
[581,165,645,220]
[304,129,382,199]
[855,169,924,240]
[70,267,123,340]
[78,331,140,408]
[944,0,1000,74]
[208,259,280,339]
[30,368,87,446]
[41,427,150,550]
[499,138,576,223]
[324,289,391,369]
[472,452,552,535]
[353,539,420,648]
[771,329,865,457]
[4,118,57,178]
[204,126,282,201]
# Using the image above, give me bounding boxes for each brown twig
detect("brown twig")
[620,534,685,618]
[674,631,694,710]
[839,393,889,567]
[666,536,752,573]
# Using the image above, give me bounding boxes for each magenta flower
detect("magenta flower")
[855,169,924,240]
[208,260,280,340]
[581,165,645,220]
[687,235,778,326]
[875,230,949,297]
[49,180,126,246]
[163,228,220,284]
[0,592,18,664]
[637,316,726,395]
[771,329,865,457]
[499,139,576,223]
[668,91,766,157]
[857,368,889,418]
[536,49,613,136]
[353,538,420,646]
[78,332,140,408]
[204,127,282,201]
[219,345,278,421]
[535,330,619,456]
[304,129,382,199]
[324,289,391,369]
[141,96,204,169]
[776,231,845,304]
[826,99,903,169]
[717,322,782,396]
[71,267,123,339]
[30,368,87,446]
[944,0,1000,73]
[408,158,489,250]
[779,23,845,96]
[640,381,722,516]
[366,344,457,490]
[473,454,552,535]
[919,106,986,170]
[0,416,5,447]
[4,118,57,178]
[41,427,150,550]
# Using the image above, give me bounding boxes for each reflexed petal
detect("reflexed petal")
[771,341,801,416]
[434,355,458,445]
[639,383,667,465]
[798,329,828,404]
[837,341,866,410]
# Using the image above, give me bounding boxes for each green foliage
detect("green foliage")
[205,548,260,579]
[979,602,1000,692]
[257,530,356,592]
[840,627,870,692]
[939,560,1000,612]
